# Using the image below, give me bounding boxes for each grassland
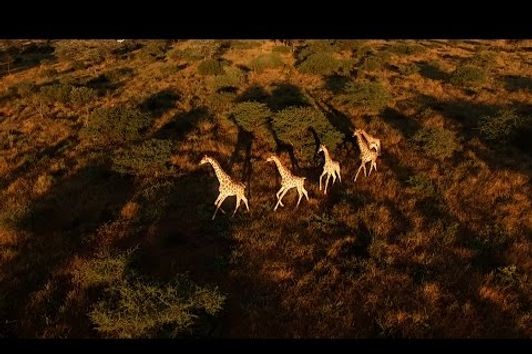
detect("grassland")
[0,39,531,338]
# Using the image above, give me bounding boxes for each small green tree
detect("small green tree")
[231,102,274,147]
[411,127,460,160]
[272,106,343,163]
[76,250,225,338]
[197,59,225,76]
[81,107,152,143]
[449,65,487,87]
[112,139,174,177]
[296,52,340,75]
[334,80,391,112]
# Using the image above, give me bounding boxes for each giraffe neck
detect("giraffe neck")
[322,146,332,163]
[207,158,230,185]
[356,134,370,155]
[271,157,291,180]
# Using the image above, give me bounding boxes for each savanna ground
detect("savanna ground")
[0,39,531,338]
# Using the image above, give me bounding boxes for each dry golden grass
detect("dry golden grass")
[0,39,531,338]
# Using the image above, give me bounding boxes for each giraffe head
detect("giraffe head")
[199,155,211,165]
[353,129,362,138]
[266,155,277,163]
[317,144,325,153]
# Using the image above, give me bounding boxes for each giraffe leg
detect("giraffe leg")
[331,171,337,185]
[213,193,226,214]
[337,168,342,183]
[274,188,289,211]
[319,171,326,191]
[232,196,241,217]
[242,196,250,212]
[324,174,331,195]
[373,161,377,172]
[368,162,374,176]
[212,195,228,220]
[275,186,286,207]
[302,186,309,201]
[354,164,364,182]
[362,163,367,177]
[295,188,303,209]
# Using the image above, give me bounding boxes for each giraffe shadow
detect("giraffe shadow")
[138,89,180,119]
[265,120,300,172]
[228,123,254,197]
[153,105,213,141]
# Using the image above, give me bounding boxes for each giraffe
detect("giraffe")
[317,144,341,195]
[199,155,249,220]
[360,129,382,156]
[353,129,378,182]
[266,155,309,211]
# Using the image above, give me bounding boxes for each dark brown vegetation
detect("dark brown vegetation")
[0,39,531,338]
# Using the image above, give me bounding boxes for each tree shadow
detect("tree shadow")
[267,83,310,111]
[0,137,75,190]
[214,41,232,58]
[153,106,213,141]
[502,75,532,92]
[138,89,180,119]
[83,74,122,96]
[235,85,270,103]
[417,61,449,81]
[324,75,350,95]
[314,97,355,143]
[381,107,421,139]
[0,159,135,335]
[416,94,532,173]
[227,122,253,196]
[0,41,55,78]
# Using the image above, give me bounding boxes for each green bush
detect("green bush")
[112,139,173,176]
[213,66,244,90]
[197,59,225,76]
[249,53,283,73]
[38,84,97,106]
[334,80,391,112]
[229,40,263,50]
[74,252,129,288]
[38,84,72,104]
[411,127,460,160]
[69,86,98,106]
[296,52,339,75]
[81,107,152,143]
[467,50,498,71]
[168,44,216,62]
[80,251,225,338]
[90,276,225,338]
[478,109,527,143]
[296,40,336,62]
[398,63,420,76]
[407,174,437,199]
[231,102,275,147]
[360,54,386,72]
[231,102,272,132]
[449,65,487,87]
[137,40,170,61]
[55,40,119,67]
[387,42,426,55]
[272,106,343,163]
[331,40,368,53]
